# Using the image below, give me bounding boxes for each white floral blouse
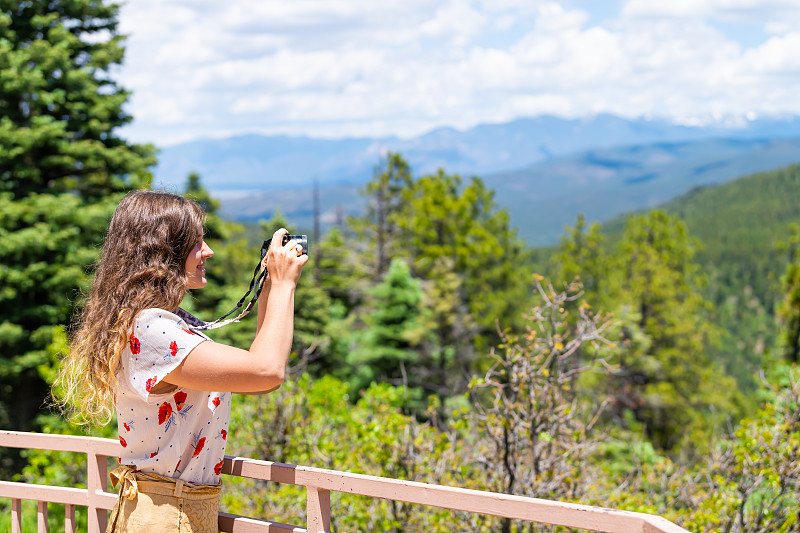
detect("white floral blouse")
[115,308,231,485]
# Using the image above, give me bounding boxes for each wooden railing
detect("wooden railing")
[0,430,689,533]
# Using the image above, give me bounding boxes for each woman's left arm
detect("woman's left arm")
[256,269,271,334]
[238,259,275,394]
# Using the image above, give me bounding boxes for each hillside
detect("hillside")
[602,163,800,307]
[488,137,800,246]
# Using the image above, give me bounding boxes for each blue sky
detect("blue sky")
[116,0,800,147]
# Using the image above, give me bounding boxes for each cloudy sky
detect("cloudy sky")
[115,0,800,147]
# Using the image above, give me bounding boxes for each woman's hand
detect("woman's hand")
[265,228,308,286]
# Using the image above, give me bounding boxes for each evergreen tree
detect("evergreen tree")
[397,171,530,394]
[0,0,154,198]
[348,258,427,397]
[553,214,609,304]
[346,159,530,401]
[0,0,155,474]
[611,211,739,451]
[184,171,221,217]
[317,225,357,312]
[350,152,412,277]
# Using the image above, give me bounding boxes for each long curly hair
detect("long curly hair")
[56,190,206,424]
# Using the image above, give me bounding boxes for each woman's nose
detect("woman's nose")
[203,242,214,258]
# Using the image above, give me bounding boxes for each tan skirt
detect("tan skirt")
[107,466,221,533]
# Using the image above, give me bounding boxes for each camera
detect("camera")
[263,234,308,255]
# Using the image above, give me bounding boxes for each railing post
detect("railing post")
[11,498,22,533]
[306,486,331,533]
[38,501,50,532]
[86,450,109,533]
[65,504,76,533]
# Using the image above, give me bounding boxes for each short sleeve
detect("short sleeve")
[126,308,208,401]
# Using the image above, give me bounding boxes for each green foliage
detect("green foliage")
[224,375,464,532]
[0,191,120,477]
[552,214,609,304]
[0,0,155,198]
[697,377,800,532]
[604,164,800,318]
[465,277,616,519]
[350,152,412,277]
[337,157,533,409]
[317,225,357,312]
[607,211,739,451]
[0,0,154,478]
[184,171,221,216]
[348,258,428,398]
[598,165,800,409]
[596,366,800,533]
[400,171,530,337]
[664,165,800,310]
[776,224,800,364]
[713,287,774,401]
[2,47,799,528]
[395,170,532,399]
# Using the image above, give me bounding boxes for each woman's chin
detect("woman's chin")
[187,278,207,290]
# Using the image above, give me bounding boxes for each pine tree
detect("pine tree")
[350,152,412,277]
[348,258,427,397]
[0,0,155,473]
[0,0,154,198]
[553,214,609,303]
[317,225,357,311]
[397,172,531,393]
[611,211,739,451]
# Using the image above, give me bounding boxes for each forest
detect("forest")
[2,1,800,532]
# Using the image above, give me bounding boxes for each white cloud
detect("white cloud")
[622,0,800,18]
[741,32,800,73]
[419,1,487,46]
[115,0,800,146]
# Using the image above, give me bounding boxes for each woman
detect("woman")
[57,190,307,532]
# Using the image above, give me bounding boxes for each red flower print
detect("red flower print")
[129,334,141,354]
[119,435,127,447]
[174,391,187,411]
[158,402,173,425]
[214,459,224,475]
[212,396,220,408]
[181,327,197,336]
[145,376,158,392]
[221,429,227,440]
[170,340,178,356]
[123,422,131,432]
[192,437,206,458]
[175,459,181,473]
[150,449,159,458]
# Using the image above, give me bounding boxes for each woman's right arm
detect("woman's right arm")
[160,229,307,393]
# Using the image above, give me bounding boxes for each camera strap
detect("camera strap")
[192,240,270,331]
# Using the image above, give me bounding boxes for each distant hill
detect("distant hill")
[486,137,800,246]
[154,113,800,193]
[218,136,800,247]
[602,163,800,305]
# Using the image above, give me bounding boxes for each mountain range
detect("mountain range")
[151,114,800,246]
